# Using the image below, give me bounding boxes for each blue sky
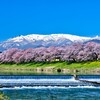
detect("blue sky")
[0,0,100,41]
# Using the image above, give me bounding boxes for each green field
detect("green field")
[0,61,100,75]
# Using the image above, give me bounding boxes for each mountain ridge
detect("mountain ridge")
[0,33,100,51]
[8,34,91,42]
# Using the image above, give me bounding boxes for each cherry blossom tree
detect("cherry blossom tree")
[0,42,100,63]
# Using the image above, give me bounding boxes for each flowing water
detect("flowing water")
[0,75,100,100]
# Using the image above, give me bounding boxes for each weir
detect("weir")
[0,75,100,88]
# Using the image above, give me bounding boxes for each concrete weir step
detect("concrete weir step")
[0,75,100,88]
[0,79,100,87]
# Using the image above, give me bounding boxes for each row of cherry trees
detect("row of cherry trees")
[0,42,100,63]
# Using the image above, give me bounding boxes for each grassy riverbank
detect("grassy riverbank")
[0,61,100,75]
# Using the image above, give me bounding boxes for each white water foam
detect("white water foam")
[0,77,100,90]
[0,78,79,83]
[0,86,100,90]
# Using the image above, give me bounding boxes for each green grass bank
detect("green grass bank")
[0,61,100,75]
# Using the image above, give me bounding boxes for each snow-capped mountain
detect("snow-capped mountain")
[0,34,100,51]
[7,34,91,42]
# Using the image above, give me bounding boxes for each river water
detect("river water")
[0,75,100,100]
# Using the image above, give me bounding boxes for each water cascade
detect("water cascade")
[0,75,100,88]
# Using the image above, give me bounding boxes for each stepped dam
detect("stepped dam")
[0,75,100,88]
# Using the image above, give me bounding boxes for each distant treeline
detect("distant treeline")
[0,42,100,63]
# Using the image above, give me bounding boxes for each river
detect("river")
[0,75,100,100]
